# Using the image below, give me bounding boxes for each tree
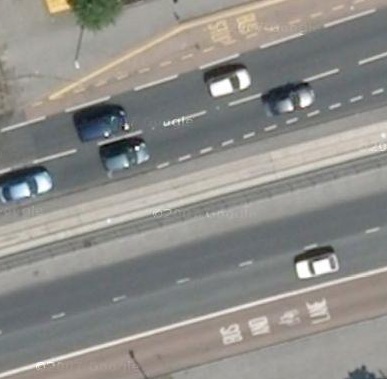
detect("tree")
[69,0,123,31]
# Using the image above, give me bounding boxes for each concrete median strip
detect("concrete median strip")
[0,120,386,259]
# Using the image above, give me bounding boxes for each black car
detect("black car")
[74,105,130,142]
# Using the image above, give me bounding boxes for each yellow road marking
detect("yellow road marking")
[48,0,288,100]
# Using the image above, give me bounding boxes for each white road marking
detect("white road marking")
[134,75,179,91]
[199,53,240,70]
[200,147,213,154]
[286,117,299,125]
[64,96,111,113]
[5,265,387,379]
[97,130,143,146]
[112,295,127,303]
[304,243,318,250]
[185,110,207,119]
[33,149,77,164]
[1,116,47,133]
[264,124,277,132]
[178,154,192,162]
[349,95,364,103]
[0,167,12,175]
[329,102,342,110]
[160,60,172,67]
[182,53,194,60]
[138,67,151,74]
[228,93,262,107]
[365,227,380,234]
[116,72,128,80]
[51,312,66,320]
[303,68,340,82]
[243,131,256,139]
[260,33,304,49]
[332,4,345,11]
[310,12,323,18]
[307,110,321,117]
[221,139,234,147]
[157,162,170,169]
[203,47,215,53]
[323,8,376,28]
[0,330,2,335]
[176,278,190,285]
[371,88,385,96]
[289,19,301,25]
[95,79,107,87]
[358,51,387,66]
[239,260,253,267]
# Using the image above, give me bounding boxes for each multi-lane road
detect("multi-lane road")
[1,4,387,219]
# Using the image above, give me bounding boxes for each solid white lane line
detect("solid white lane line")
[97,130,143,146]
[286,117,298,125]
[221,139,234,147]
[358,51,387,66]
[329,102,342,110]
[33,149,77,164]
[349,95,364,103]
[228,93,262,107]
[134,75,179,91]
[200,147,213,154]
[157,162,170,169]
[65,96,111,113]
[51,312,66,320]
[239,260,253,267]
[112,295,127,303]
[1,116,47,133]
[323,8,376,28]
[176,278,190,285]
[307,110,321,117]
[185,110,207,119]
[260,33,304,49]
[199,53,240,70]
[178,154,191,162]
[6,264,387,379]
[303,68,340,82]
[304,243,318,250]
[372,88,385,96]
[365,227,380,234]
[243,131,256,139]
[264,124,277,132]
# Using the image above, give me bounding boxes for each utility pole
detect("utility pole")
[74,26,85,69]
[128,350,149,379]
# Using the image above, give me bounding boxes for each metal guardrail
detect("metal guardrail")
[0,151,387,271]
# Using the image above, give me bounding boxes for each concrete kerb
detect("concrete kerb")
[0,120,385,259]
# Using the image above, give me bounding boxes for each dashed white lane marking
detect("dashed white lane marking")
[112,295,127,303]
[307,110,321,117]
[289,18,301,25]
[157,162,170,169]
[260,33,304,49]
[33,149,77,164]
[97,130,143,146]
[286,117,298,125]
[64,96,111,113]
[323,8,376,28]
[372,88,385,96]
[358,51,387,66]
[332,4,345,11]
[365,227,380,234]
[160,60,172,67]
[138,67,150,74]
[221,139,234,147]
[329,102,342,110]
[199,53,240,70]
[303,68,340,82]
[134,75,179,91]
[304,243,318,250]
[239,260,253,267]
[264,124,277,132]
[51,312,66,320]
[181,53,194,60]
[243,131,256,139]
[228,93,262,107]
[200,147,213,154]
[95,79,107,87]
[310,12,323,18]
[353,0,365,3]
[178,154,192,162]
[349,95,364,103]
[1,116,47,133]
[0,329,2,335]
[176,278,190,285]
[0,167,11,175]
[116,72,128,80]
[185,110,207,119]
[5,265,387,379]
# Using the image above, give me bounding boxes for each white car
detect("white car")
[206,66,252,98]
[295,247,339,279]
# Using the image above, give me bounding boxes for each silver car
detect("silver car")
[262,82,315,116]
[0,167,54,203]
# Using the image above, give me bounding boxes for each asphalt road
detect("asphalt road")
[1,5,387,219]
[1,162,387,372]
